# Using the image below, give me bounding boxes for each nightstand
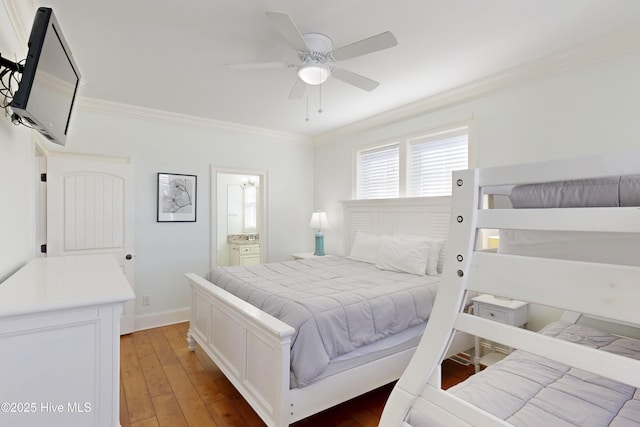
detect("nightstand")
[472,294,528,373]
[291,252,334,260]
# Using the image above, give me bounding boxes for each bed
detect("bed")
[379,152,640,426]
[185,197,474,426]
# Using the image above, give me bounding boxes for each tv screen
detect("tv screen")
[11,7,81,146]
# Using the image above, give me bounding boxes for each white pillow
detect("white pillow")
[348,231,382,264]
[394,233,445,275]
[375,235,430,276]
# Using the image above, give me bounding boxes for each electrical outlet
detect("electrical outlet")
[143,295,151,306]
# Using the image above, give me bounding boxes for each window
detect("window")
[408,129,468,197]
[355,124,469,199]
[356,143,399,199]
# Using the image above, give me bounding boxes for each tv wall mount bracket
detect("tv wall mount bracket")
[0,54,23,73]
[0,54,24,124]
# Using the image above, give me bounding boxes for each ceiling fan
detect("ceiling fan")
[229,12,398,99]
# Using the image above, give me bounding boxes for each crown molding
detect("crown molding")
[3,0,37,49]
[312,25,640,146]
[76,97,312,145]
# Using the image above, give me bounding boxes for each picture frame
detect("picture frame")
[157,173,197,222]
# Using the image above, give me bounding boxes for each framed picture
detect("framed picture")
[157,173,197,222]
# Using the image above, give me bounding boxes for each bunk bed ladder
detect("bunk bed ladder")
[380,167,482,426]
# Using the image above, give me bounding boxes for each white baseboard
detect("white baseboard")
[133,307,190,332]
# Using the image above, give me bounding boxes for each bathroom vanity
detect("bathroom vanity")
[228,234,260,266]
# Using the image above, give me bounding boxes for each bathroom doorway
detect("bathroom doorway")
[211,166,267,268]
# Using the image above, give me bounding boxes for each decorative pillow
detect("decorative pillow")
[394,233,445,276]
[375,235,430,276]
[348,231,382,264]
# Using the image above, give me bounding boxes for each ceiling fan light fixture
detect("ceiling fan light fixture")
[298,62,330,85]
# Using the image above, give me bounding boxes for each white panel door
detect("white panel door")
[46,155,135,334]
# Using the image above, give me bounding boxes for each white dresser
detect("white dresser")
[0,255,135,427]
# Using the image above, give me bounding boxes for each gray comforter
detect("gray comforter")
[207,256,440,387]
[443,321,640,426]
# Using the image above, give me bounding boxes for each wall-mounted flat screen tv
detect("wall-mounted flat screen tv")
[11,7,81,146]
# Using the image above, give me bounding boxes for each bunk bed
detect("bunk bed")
[184,197,474,427]
[380,152,640,426]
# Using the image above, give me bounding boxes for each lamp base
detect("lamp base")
[314,233,325,256]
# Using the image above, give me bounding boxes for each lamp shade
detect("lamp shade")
[309,211,330,230]
[298,62,330,85]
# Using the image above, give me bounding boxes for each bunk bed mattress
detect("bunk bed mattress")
[508,175,640,208]
[444,321,640,427]
[207,256,439,387]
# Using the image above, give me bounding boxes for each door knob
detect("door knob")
[125,254,133,260]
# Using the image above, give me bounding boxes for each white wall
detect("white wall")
[313,50,640,330]
[46,108,314,328]
[0,120,35,282]
[0,5,37,282]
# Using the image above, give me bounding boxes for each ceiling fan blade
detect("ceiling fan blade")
[288,78,307,99]
[266,12,310,52]
[331,31,398,61]
[332,67,379,91]
[227,61,291,70]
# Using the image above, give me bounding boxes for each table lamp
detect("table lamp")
[309,211,330,256]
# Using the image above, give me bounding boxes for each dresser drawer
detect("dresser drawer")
[477,304,508,323]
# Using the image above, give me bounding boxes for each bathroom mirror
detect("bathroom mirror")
[243,183,257,232]
[226,181,258,234]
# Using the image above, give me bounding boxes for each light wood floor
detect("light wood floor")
[119,322,474,427]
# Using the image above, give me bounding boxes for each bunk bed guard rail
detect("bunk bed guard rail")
[379,151,640,427]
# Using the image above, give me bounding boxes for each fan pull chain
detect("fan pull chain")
[318,84,323,114]
[305,96,309,122]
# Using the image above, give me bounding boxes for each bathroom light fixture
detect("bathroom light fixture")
[298,61,330,85]
[309,210,330,256]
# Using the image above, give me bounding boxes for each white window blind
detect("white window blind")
[357,143,399,199]
[408,129,468,197]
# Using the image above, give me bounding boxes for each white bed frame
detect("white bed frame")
[185,197,474,427]
[379,152,640,427]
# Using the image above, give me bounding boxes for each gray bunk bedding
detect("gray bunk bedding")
[207,256,440,387]
[413,321,640,426]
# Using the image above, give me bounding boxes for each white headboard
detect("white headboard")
[340,197,452,254]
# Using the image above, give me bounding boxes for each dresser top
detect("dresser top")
[0,255,135,317]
